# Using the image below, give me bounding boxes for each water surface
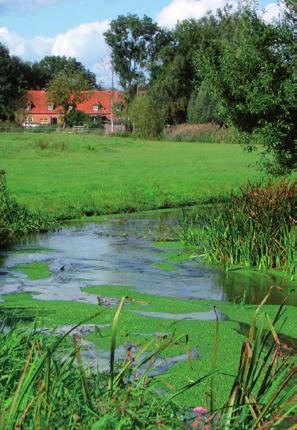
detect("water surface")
[0,210,295,306]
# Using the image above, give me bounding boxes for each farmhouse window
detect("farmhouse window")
[40,118,49,124]
[93,104,99,112]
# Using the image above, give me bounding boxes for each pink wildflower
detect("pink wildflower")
[192,416,202,428]
[193,407,208,414]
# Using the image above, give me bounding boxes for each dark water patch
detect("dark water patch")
[131,309,229,321]
[235,321,297,353]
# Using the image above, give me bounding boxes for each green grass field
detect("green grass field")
[1,133,295,422]
[0,133,261,219]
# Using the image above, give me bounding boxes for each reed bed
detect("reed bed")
[178,180,296,277]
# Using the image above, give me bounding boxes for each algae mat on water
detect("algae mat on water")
[2,284,296,409]
[0,133,261,218]
[12,262,51,280]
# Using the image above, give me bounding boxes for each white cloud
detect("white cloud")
[260,2,285,23]
[52,21,109,68]
[157,0,229,28]
[0,20,110,84]
[0,27,26,56]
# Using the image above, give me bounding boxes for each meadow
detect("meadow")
[0,133,296,428]
[0,133,261,219]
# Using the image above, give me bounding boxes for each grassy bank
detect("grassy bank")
[0,133,261,219]
[0,187,55,249]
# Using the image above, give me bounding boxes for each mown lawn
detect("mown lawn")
[0,133,261,219]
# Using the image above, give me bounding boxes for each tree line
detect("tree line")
[0,0,295,173]
[0,47,99,122]
[104,0,296,174]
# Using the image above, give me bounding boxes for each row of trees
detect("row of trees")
[0,45,98,122]
[104,1,296,173]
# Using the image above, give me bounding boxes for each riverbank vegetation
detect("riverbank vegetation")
[177,180,296,279]
[0,179,55,249]
[0,291,295,429]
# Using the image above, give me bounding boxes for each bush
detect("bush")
[65,109,89,127]
[129,94,165,138]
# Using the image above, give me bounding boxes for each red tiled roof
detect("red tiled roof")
[77,90,122,119]
[26,90,122,119]
[26,90,61,114]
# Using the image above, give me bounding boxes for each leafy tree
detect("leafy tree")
[187,83,221,124]
[31,56,98,89]
[104,15,166,102]
[195,5,297,173]
[0,43,29,121]
[129,93,165,138]
[48,72,90,127]
[65,109,89,127]
[150,17,219,124]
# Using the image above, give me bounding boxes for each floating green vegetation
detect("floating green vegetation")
[12,262,51,280]
[152,241,183,249]
[14,247,54,254]
[2,283,296,409]
[0,289,295,429]
[153,261,176,271]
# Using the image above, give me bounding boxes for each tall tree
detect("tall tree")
[48,72,90,127]
[104,14,166,102]
[31,56,98,89]
[195,5,297,173]
[150,17,219,124]
[0,43,28,121]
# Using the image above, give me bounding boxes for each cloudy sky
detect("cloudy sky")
[0,0,283,86]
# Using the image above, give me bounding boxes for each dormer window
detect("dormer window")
[48,104,54,111]
[93,104,99,112]
[26,103,32,111]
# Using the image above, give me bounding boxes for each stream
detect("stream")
[0,209,295,306]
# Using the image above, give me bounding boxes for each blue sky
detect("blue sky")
[0,0,281,85]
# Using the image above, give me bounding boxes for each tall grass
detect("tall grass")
[178,180,296,277]
[0,173,55,249]
[0,291,296,429]
[162,123,229,143]
[213,288,296,429]
[0,305,189,429]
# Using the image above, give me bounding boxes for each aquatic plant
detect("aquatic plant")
[0,288,296,429]
[179,180,296,277]
[0,303,192,429]
[210,287,297,430]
